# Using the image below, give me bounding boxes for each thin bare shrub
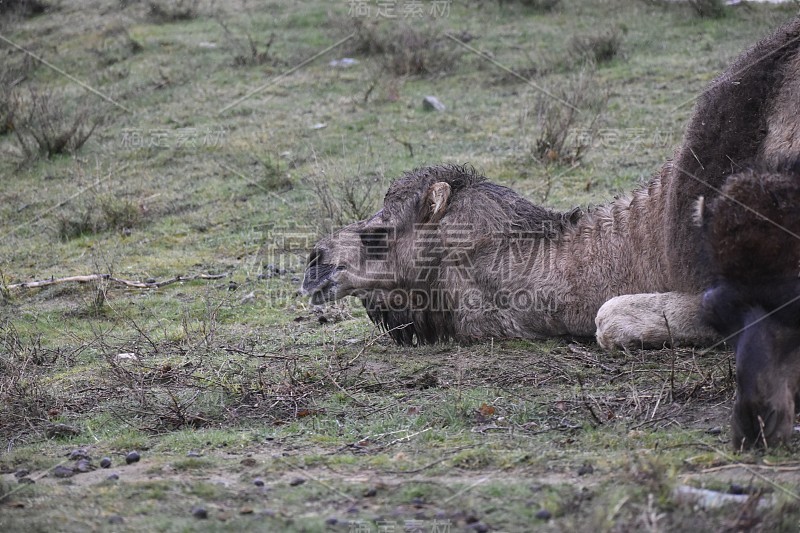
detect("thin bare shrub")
[10,87,99,159]
[347,18,461,76]
[147,0,198,23]
[304,165,387,236]
[570,29,622,65]
[533,68,607,165]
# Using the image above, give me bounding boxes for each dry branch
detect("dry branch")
[7,273,227,290]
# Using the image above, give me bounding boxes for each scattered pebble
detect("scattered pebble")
[108,515,124,525]
[289,477,306,486]
[707,427,722,435]
[240,457,257,467]
[254,478,265,487]
[329,58,358,68]
[422,95,446,112]
[100,457,112,468]
[346,505,359,514]
[13,469,30,478]
[17,477,34,484]
[239,507,254,515]
[187,451,202,458]
[411,497,425,507]
[535,509,552,520]
[125,451,141,465]
[68,449,91,461]
[325,517,339,525]
[363,487,377,497]
[577,463,594,476]
[470,523,490,533]
[191,506,209,519]
[106,473,120,481]
[52,465,74,478]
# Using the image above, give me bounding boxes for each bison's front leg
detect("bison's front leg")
[595,292,720,350]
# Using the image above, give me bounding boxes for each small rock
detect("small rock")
[106,473,120,481]
[52,465,74,478]
[108,515,124,525]
[100,457,112,468]
[329,58,358,68]
[13,469,30,478]
[74,459,93,473]
[116,353,137,361]
[254,478,265,487]
[228,281,239,291]
[422,95,446,112]
[187,451,202,458]
[346,505,359,514]
[470,523,490,533]
[577,463,594,476]
[289,477,305,486]
[707,427,722,435]
[363,487,377,497]
[310,123,327,130]
[240,457,257,467]
[191,506,208,519]
[318,315,329,324]
[17,477,34,484]
[411,497,425,507]
[125,451,141,465]
[325,517,339,525]
[535,509,552,520]
[239,507,254,515]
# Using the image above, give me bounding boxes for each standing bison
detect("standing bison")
[701,163,800,449]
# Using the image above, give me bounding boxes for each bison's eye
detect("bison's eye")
[360,227,391,259]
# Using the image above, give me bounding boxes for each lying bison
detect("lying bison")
[700,163,800,449]
[302,17,800,351]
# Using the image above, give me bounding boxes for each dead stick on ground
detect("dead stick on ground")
[347,322,413,366]
[7,273,228,290]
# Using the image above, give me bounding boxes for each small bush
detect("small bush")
[216,20,282,68]
[0,0,48,17]
[57,194,143,241]
[532,68,607,166]
[688,0,726,18]
[147,0,198,23]
[347,19,461,76]
[570,29,622,65]
[507,0,560,11]
[305,166,387,236]
[10,87,99,159]
[0,55,35,136]
[92,26,143,67]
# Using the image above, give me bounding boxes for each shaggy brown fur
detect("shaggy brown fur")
[302,17,800,349]
[701,163,800,449]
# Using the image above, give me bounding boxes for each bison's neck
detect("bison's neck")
[543,171,671,336]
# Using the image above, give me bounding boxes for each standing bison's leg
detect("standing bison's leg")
[595,292,720,350]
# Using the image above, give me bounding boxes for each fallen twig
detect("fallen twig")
[8,273,228,290]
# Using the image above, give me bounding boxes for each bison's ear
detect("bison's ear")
[421,182,451,223]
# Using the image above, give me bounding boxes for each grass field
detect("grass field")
[2,0,800,531]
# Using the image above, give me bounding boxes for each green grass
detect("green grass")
[1,0,800,531]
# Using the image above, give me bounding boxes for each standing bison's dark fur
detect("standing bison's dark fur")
[700,161,800,449]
